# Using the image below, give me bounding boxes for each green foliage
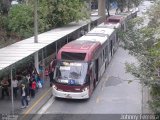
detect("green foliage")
[112,0,142,12]
[39,0,89,27]
[8,4,34,38]
[0,13,8,29]
[149,84,160,113]
[3,0,88,39]
[120,1,160,113]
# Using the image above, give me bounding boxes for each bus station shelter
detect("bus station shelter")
[0,16,101,114]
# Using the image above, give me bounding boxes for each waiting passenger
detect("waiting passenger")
[20,84,29,108]
[12,77,18,99]
[1,78,9,99]
[49,58,57,87]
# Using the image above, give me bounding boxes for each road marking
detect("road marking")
[22,88,51,119]
[38,96,54,114]
[32,96,55,120]
[96,97,100,103]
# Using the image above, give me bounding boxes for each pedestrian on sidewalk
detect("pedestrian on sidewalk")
[49,58,56,87]
[20,84,29,109]
[12,77,18,99]
[31,80,36,98]
[1,78,9,99]
[45,67,49,81]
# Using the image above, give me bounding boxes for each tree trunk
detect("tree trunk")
[106,0,110,16]
[98,0,106,22]
[1,0,11,15]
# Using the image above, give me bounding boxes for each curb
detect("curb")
[18,88,52,120]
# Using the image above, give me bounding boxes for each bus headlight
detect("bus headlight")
[53,85,57,90]
[82,87,88,92]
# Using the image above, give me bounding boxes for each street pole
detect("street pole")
[88,0,91,32]
[34,0,39,73]
[11,67,14,114]
[34,0,38,43]
[42,49,44,80]
[98,0,106,23]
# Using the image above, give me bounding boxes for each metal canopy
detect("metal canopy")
[0,16,100,71]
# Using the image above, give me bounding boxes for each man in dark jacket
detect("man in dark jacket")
[49,58,57,87]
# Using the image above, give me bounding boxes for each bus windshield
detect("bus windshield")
[54,61,88,85]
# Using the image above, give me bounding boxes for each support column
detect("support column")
[98,0,106,23]
[34,0,39,73]
[56,42,57,55]
[42,49,44,80]
[34,52,39,73]
[11,67,14,114]
[88,23,91,32]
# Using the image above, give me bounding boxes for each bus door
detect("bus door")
[110,40,113,57]
[95,59,99,82]
[89,62,94,92]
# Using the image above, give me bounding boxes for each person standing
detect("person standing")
[44,67,49,81]
[1,78,9,99]
[12,77,18,99]
[20,84,28,108]
[49,58,56,87]
[31,80,36,98]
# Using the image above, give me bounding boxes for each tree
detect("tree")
[8,4,34,39]
[106,0,110,16]
[120,1,160,113]
[6,0,89,39]
[114,0,142,13]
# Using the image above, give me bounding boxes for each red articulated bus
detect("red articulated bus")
[52,40,101,99]
[105,15,126,31]
[52,26,116,99]
[51,11,136,99]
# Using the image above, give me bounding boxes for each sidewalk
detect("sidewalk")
[0,79,52,119]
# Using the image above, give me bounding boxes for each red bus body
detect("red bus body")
[52,11,135,99]
[53,41,101,99]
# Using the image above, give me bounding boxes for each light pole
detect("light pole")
[98,0,106,22]
[34,0,39,73]
[34,0,38,43]
[11,67,14,114]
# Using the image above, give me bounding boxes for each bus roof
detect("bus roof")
[106,15,125,23]
[98,22,121,29]
[116,12,132,19]
[77,35,108,45]
[57,41,101,61]
[88,27,114,35]
[77,27,114,45]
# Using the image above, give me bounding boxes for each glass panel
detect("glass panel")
[62,52,86,60]
[55,61,88,85]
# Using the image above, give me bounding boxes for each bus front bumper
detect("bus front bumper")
[52,86,89,99]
